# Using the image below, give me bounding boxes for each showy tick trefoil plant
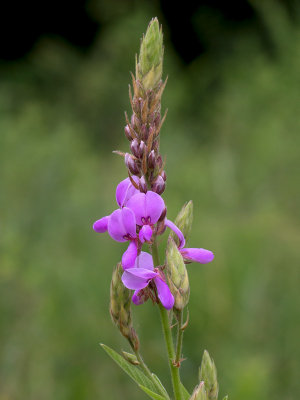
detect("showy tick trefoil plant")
[93,18,228,400]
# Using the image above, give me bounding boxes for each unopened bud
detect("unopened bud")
[199,350,219,400]
[110,263,139,350]
[122,351,140,365]
[124,125,132,141]
[151,175,165,195]
[156,155,163,168]
[190,382,208,400]
[125,153,140,175]
[170,201,193,247]
[139,175,148,193]
[131,113,140,131]
[161,170,167,181]
[139,141,146,157]
[148,150,156,170]
[137,18,164,90]
[166,237,190,310]
[140,124,148,140]
[130,139,140,158]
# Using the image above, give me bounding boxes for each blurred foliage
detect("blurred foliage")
[0,1,299,399]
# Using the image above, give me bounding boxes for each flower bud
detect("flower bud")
[137,17,163,90]
[140,124,148,140]
[190,382,208,400]
[151,175,165,195]
[124,125,132,141]
[130,139,140,158]
[170,201,193,247]
[199,350,219,400]
[165,237,190,310]
[161,170,167,181]
[156,155,163,168]
[139,175,148,193]
[131,113,140,131]
[148,150,156,170]
[122,351,140,365]
[139,140,146,157]
[110,263,139,350]
[125,153,140,175]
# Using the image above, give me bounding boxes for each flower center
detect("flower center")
[141,216,151,224]
[123,234,133,240]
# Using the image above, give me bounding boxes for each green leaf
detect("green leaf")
[180,382,191,400]
[100,344,157,393]
[139,385,167,400]
[151,373,170,399]
[222,396,228,400]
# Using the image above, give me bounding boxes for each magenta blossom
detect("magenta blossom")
[180,247,214,264]
[126,191,165,243]
[93,177,140,268]
[93,176,139,233]
[115,176,140,208]
[107,207,138,269]
[122,252,174,310]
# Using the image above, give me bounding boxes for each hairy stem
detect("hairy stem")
[151,239,183,400]
[175,310,184,366]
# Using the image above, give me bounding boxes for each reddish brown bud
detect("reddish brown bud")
[131,139,146,158]
[148,150,156,170]
[125,153,140,175]
[131,114,140,130]
[151,174,165,194]
[156,155,163,168]
[140,124,148,140]
[124,125,132,141]
[139,176,148,193]
[130,139,140,158]
[139,140,146,157]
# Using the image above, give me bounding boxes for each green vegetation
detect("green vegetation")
[0,3,299,399]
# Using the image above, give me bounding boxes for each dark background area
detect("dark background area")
[1,1,299,399]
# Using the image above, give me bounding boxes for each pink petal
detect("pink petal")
[154,277,174,310]
[127,191,165,225]
[164,219,186,249]
[93,216,109,233]
[134,252,154,271]
[132,290,145,305]
[115,176,140,207]
[139,225,153,243]
[144,191,165,224]
[180,248,214,264]
[122,268,157,290]
[122,240,138,269]
[108,208,136,242]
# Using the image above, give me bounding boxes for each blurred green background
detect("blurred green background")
[1,1,299,399]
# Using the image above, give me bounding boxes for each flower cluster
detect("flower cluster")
[93,176,214,310]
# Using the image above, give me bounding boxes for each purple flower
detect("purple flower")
[108,207,138,269]
[126,191,165,243]
[122,252,174,310]
[180,247,214,264]
[93,176,139,234]
[115,176,140,208]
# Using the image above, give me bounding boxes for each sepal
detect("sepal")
[199,350,219,400]
[170,200,193,246]
[190,382,208,400]
[165,237,190,310]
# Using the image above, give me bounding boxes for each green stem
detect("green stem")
[175,310,184,365]
[151,239,183,400]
